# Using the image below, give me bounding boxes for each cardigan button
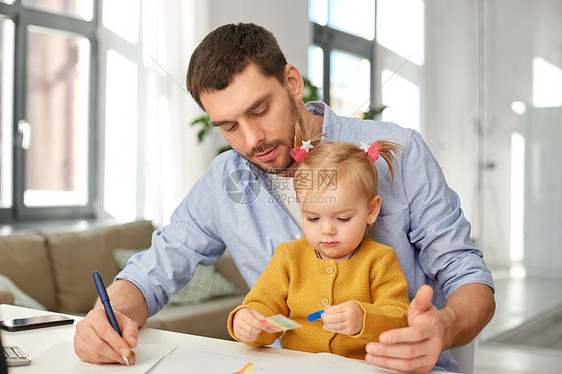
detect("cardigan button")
[326,266,334,274]
[321,297,329,306]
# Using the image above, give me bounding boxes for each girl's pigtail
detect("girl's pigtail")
[378,141,402,181]
[362,140,403,182]
[291,115,324,162]
[293,115,323,149]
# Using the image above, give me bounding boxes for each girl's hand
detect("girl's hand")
[321,302,364,335]
[232,308,268,342]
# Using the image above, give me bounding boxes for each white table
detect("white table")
[1,304,447,373]
[0,304,312,371]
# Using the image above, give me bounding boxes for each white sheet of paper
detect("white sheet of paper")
[14,341,176,374]
[147,344,298,373]
[261,352,398,373]
[147,345,447,374]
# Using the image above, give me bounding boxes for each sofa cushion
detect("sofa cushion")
[0,274,45,310]
[107,220,154,250]
[113,248,240,305]
[47,221,154,314]
[168,265,239,305]
[214,250,251,294]
[0,232,57,311]
[144,295,245,340]
[0,288,14,305]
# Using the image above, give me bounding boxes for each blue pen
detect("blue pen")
[93,271,129,365]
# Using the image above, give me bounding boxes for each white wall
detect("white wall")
[424,0,529,269]
[424,0,480,243]
[424,0,562,272]
[480,0,534,269]
[524,108,562,278]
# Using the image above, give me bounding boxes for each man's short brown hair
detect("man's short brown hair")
[186,23,288,110]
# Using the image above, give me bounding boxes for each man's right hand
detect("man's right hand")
[74,307,139,365]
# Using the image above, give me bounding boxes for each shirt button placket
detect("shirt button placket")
[321,265,335,307]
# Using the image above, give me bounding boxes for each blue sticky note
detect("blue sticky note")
[307,309,324,321]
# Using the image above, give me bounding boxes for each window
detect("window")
[309,0,375,117]
[309,0,424,131]
[0,1,97,221]
[330,50,371,117]
[0,16,14,211]
[22,0,93,20]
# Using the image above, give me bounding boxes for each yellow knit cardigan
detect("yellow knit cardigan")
[228,237,409,360]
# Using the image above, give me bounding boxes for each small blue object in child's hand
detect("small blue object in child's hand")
[307,309,324,322]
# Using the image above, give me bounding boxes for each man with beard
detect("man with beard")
[74,23,495,373]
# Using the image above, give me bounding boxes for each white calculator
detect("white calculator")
[3,346,31,367]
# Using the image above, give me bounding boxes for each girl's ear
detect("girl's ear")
[368,195,382,225]
[284,64,304,101]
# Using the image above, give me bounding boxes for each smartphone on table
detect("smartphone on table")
[0,314,74,332]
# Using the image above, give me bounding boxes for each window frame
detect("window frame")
[0,0,98,221]
[311,15,376,109]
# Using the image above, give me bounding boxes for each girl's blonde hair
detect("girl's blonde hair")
[293,120,401,201]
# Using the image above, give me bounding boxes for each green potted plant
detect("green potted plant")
[361,104,387,120]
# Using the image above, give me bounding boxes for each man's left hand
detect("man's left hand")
[365,285,451,374]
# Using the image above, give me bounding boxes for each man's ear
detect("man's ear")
[284,64,304,101]
[368,195,382,225]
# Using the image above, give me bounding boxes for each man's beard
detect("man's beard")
[241,93,302,174]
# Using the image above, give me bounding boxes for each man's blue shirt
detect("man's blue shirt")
[118,102,494,372]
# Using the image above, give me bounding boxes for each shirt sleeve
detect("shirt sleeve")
[403,131,494,298]
[116,165,227,317]
[351,249,409,344]
[227,243,291,346]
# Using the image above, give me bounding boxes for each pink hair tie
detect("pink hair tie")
[290,140,314,162]
[360,141,381,162]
